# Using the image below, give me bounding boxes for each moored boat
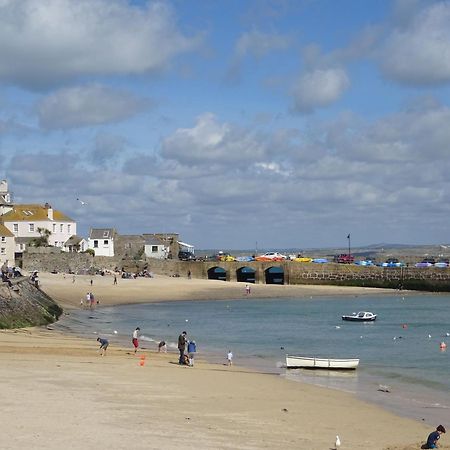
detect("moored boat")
[286,355,359,370]
[342,311,377,322]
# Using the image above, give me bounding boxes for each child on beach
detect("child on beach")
[97,337,109,356]
[158,341,167,353]
[227,350,233,366]
[187,340,196,367]
[423,425,446,449]
[132,327,140,354]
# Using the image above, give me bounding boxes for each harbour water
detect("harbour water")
[55,293,450,425]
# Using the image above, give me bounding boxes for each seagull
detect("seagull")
[76,198,86,206]
[378,384,391,393]
[428,334,432,339]
[335,435,341,449]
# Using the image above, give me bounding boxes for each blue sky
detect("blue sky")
[1,0,450,249]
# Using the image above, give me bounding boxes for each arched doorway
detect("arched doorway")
[236,266,256,283]
[265,266,284,285]
[207,266,227,281]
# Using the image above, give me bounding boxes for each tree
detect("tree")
[31,227,51,247]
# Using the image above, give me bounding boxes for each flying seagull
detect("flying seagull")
[76,198,86,206]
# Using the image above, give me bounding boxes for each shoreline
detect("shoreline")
[1,272,446,449]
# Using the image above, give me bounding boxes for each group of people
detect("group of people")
[96,327,234,370]
[81,292,97,308]
[177,331,196,366]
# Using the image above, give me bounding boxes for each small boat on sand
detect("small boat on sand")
[342,311,377,322]
[286,355,359,370]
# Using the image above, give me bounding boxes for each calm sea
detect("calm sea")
[54,293,450,425]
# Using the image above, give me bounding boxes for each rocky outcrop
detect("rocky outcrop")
[0,278,62,329]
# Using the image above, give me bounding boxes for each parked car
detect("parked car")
[178,251,196,261]
[255,252,287,261]
[334,254,355,264]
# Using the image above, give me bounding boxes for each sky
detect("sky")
[1,0,450,250]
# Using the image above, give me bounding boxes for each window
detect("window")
[103,231,109,237]
[29,223,35,232]
[1,236,5,242]
[103,240,108,246]
[53,223,56,233]
[60,224,63,232]
[93,240,98,248]
[152,246,158,252]
[68,224,71,234]
[0,247,5,255]
[13,223,18,232]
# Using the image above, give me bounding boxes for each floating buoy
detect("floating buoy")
[428,334,432,339]
[440,342,447,350]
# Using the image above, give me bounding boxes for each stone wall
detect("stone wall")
[0,277,63,328]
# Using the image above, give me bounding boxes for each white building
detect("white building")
[63,235,88,253]
[88,228,115,257]
[144,236,168,259]
[1,203,76,253]
[0,223,15,267]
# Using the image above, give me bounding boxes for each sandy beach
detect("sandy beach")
[0,273,447,449]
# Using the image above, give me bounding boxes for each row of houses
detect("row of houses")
[0,180,194,267]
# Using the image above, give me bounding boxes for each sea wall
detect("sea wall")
[0,278,63,329]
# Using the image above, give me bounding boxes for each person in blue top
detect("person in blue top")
[424,424,446,449]
[187,340,196,367]
[97,337,109,356]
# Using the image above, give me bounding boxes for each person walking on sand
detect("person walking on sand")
[132,327,140,354]
[113,274,117,285]
[97,337,109,356]
[227,350,233,366]
[245,284,251,295]
[178,331,187,365]
[424,424,446,449]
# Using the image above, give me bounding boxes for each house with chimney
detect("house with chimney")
[1,202,77,254]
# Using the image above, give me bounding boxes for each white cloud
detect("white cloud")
[291,68,350,113]
[380,2,450,85]
[37,84,148,129]
[161,113,269,165]
[0,0,201,89]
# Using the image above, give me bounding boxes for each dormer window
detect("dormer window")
[103,231,109,237]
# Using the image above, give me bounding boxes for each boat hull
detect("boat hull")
[342,316,376,322]
[286,355,359,370]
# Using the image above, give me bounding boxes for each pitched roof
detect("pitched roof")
[145,236,164,246]
[89,228,116,239]
[1,204,74,222]
[0,223,14,237]
[64,235,85,246]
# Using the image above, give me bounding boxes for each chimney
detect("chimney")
[45,202,54,220]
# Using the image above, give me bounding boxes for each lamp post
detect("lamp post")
[347,234,351,256]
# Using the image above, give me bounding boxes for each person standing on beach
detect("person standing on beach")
[178,331,187,364]
[187,340,196,367]
[113,274,117,285]
[97,337,109,356]
[227,350,233,366]
[132,327,140,354]
[245,284,251,295]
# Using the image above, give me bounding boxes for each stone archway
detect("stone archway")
[207,266,227,281]
[236,266,256,283]
[265,266,284,285]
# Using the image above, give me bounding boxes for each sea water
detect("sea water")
[54,293,450,424]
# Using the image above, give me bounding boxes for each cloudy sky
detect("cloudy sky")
[1,0,450,250]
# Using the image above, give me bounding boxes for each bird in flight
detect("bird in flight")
[76,198,86,206]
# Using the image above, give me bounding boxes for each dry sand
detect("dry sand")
[0,273,447,449]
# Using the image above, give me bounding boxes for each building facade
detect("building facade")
[87,228,115,256]
[0,223,15,267]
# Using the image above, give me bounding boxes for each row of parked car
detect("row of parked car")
[178,251,450,268]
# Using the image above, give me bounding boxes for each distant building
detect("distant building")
[0,179,13,216]
[87,228,116,256]
[0,223,15,267]
[144,236,168,259]
[1,203,76,253]
[63,235,88,253]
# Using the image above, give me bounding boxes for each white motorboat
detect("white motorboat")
[286,355,359,370]
[342,311,377,322]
